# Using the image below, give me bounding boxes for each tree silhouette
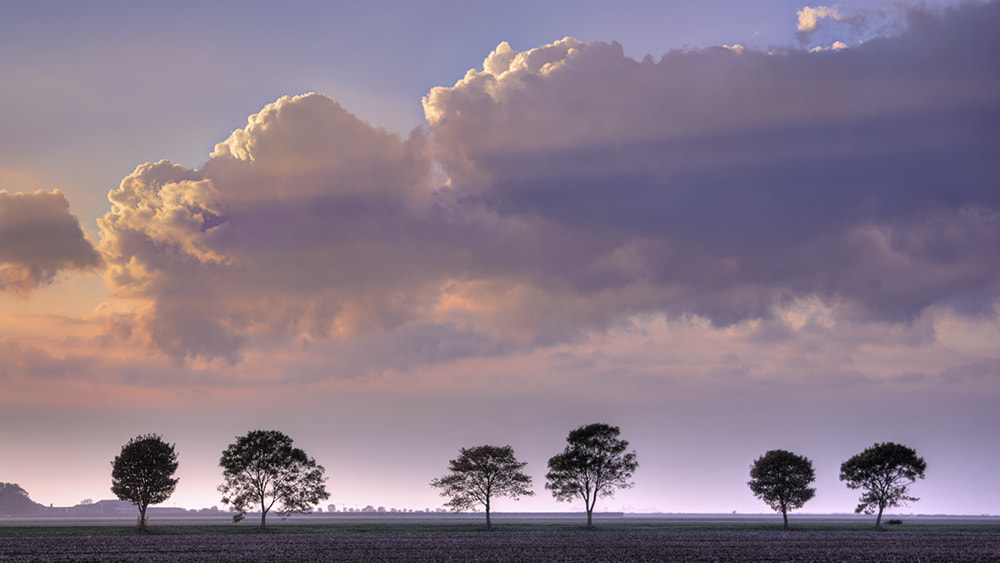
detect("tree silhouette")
[546,423,638,529]
[0,483,44,516]
[218,430,329,529]
[431,444,534,530]
[840,442,926,528]
[110,434,179,531]
[748,449,816,529]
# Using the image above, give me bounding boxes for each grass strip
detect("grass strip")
[3,521,999,537]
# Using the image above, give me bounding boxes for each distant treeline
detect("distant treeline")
[0,488,221,518]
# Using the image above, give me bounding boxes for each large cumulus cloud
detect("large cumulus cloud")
[99,1,1000,364]
[425,0,1000,326]
[0,190,100,293]
[98,94,441,362]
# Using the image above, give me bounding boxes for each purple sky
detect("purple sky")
[1,0,998,516]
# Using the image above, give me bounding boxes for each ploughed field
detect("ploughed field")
[2,529,1000,562]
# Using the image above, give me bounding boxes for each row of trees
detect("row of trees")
[111,431,328,530]
[747,444,926,529]
[110,425,925,532]
[428,427,926,531]
[431,423,638,529]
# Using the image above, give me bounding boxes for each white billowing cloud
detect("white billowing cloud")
[207,94,428,205]
[796,5,853,45]
[809,40,849,52]
[797,5,842,33]
[423,36,588,135]
[0,190,100,294]
[98,93,438,362]
[97,2,1000,365]
[795,3,887,46]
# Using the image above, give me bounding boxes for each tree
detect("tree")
[0,483,45,516]
[545,423,638,529]
[110,434,179,531]
[430,444,535,530]
[218,430,329,528]
[747,449,816,529]
[839,442,927,529]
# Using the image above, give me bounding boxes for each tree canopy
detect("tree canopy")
[748,449,816,529]
[545,423,638,528]
[840,442,927,528]
[110,434,179,531]
[0,483,44,516]
[430,444,534,530]
[218,429,329,528]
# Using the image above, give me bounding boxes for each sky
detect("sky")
[1,0,998,517]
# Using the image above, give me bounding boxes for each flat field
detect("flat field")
[2,515,999,562]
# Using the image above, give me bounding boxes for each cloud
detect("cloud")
[0,337,95,381]
[795,4,875,46]
[98,94,439,362]
[797,5,842,32]
[809,40,848,52]
[0,190,101,294]
[424,1,1000,328]
[98,2,1000,364]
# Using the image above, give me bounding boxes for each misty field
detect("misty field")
[2,528,1000,562]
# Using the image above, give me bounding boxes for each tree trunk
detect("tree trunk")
[583,489,597,530]
[258,488,269,530]
[485,498,492,531]
[781,508,788,530]
[586,494,596,529]
[138,505,148,532]
[875,502,885,529]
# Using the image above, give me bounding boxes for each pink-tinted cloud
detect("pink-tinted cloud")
[97,2,999,365]
[98,94,439,362]
[0,190,100,294]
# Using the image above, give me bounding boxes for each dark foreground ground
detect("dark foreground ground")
[2,529,1000,562]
